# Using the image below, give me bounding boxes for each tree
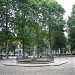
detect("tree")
[14,0,34,56]
[0,0,66,59]
[51,31,67,53]
[67,5,75,54]
[0,0,16,59]
[40,0,65,56]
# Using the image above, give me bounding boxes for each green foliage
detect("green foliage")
[0,0,66,56]
[51,31,66,50]
[67,4,75,52]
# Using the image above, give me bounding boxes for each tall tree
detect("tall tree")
[40,0,65,56]
[0,0,15,59]
[67,5,75,54]
[14,0,31,56]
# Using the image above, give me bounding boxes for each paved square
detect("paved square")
[0,56,75,75]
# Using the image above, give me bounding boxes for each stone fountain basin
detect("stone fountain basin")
[16,56,54,64]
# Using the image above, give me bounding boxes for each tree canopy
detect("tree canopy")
[67,4,75,53]
[0,0,67,58]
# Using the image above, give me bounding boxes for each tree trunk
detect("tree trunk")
[0,50,2,59]
[5,0,9,59]
[21,24,25,56]
[22,39,25,56]
[13,49,15,56]
[6,42,9,59]
[36,25,39,58]
[48,24,52,57]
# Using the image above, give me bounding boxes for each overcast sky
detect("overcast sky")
[56,0,75,19]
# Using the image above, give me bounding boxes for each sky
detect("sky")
[56,0,75,19]
[56,0,75,37]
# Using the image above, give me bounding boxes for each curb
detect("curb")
[3,62,68,67]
